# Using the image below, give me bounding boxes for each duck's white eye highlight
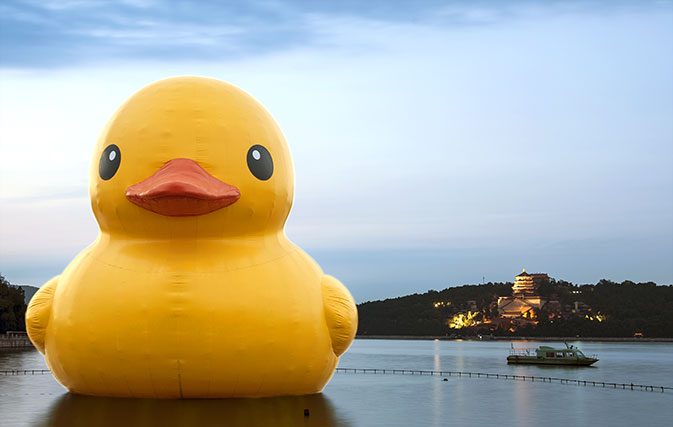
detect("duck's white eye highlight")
[109,150,117,161]
[252,150,261,161]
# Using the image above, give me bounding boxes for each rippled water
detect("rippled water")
[1,339,672,426]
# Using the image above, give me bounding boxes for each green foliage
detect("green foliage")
[357,279,673,338]
[357,282,512,336]
[579,280,673,337]
[0,274,27,333]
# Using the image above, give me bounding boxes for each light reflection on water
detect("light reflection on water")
[513,374,531,427]
[432,340,442,424]
[1,340,672,427]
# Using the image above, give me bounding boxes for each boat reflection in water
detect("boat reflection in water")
[40,392,350,427]
[507,342,599,366]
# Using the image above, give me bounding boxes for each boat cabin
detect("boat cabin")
[535,345,587,359]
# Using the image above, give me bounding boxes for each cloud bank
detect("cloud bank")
[1,0,672,301]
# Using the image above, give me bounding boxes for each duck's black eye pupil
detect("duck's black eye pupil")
[99,144,121,180]
[247,145,273,181]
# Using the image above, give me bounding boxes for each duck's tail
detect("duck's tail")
[26,276,59,354]
[321,275,358,357]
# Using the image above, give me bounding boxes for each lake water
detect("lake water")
[1,339,672,426]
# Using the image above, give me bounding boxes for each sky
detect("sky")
[0,0,672,302]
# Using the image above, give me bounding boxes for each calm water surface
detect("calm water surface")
[1,339,671,426]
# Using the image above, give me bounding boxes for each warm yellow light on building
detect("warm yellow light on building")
[448,311,480,329]
[585,313,605,322]
[433,301,452,308]
[521,309,537,319]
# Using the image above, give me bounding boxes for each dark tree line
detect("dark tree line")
[357,282,512,336]
[357,279,673,338]
[0,274,27,333]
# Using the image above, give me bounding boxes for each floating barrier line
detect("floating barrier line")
[335,368,673,393]
[5,368,671,393]
[0,369,51,375]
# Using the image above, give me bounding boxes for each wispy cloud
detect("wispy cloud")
[68,22,244,46]
[1,0,672,297]
[2,0,670,68]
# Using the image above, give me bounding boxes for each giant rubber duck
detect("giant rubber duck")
[26,77,358,398]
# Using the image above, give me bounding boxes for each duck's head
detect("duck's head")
[89,77,293,239]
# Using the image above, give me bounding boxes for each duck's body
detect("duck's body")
[42,237,340,398]
[26,77,357,398]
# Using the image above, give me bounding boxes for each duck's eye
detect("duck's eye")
[247,145,273,181]
[99,144,121,180]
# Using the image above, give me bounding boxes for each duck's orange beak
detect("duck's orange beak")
[126,158,240,217]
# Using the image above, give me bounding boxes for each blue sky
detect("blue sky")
[1,0,672,302]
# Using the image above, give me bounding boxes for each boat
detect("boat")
[507,342,598,366]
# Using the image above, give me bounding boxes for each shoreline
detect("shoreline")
[356,335,673,342]
[0,334,33,349]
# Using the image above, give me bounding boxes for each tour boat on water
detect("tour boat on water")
[507,342,599,366]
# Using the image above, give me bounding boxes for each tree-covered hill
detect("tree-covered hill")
[357,279,673,338]
[357,282,512,336]
[0,274,27,333]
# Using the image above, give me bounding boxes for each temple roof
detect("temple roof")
[516,268,531,277]
[498,296,545,312]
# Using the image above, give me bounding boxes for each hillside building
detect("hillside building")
[497,269,549,319]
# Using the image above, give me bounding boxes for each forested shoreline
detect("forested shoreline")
[357,279,673,338]
[3,274,672,338]
[0,275,27,334]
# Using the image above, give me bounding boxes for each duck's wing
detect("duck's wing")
[26,276,59,354]
[321,275,358,356]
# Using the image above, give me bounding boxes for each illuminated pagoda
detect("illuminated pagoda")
[512,269,536,295]
[497,269,549,319]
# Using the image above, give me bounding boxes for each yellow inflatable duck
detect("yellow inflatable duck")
[26,77,358,398]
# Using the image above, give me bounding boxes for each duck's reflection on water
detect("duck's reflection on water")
[41,392,350,427]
